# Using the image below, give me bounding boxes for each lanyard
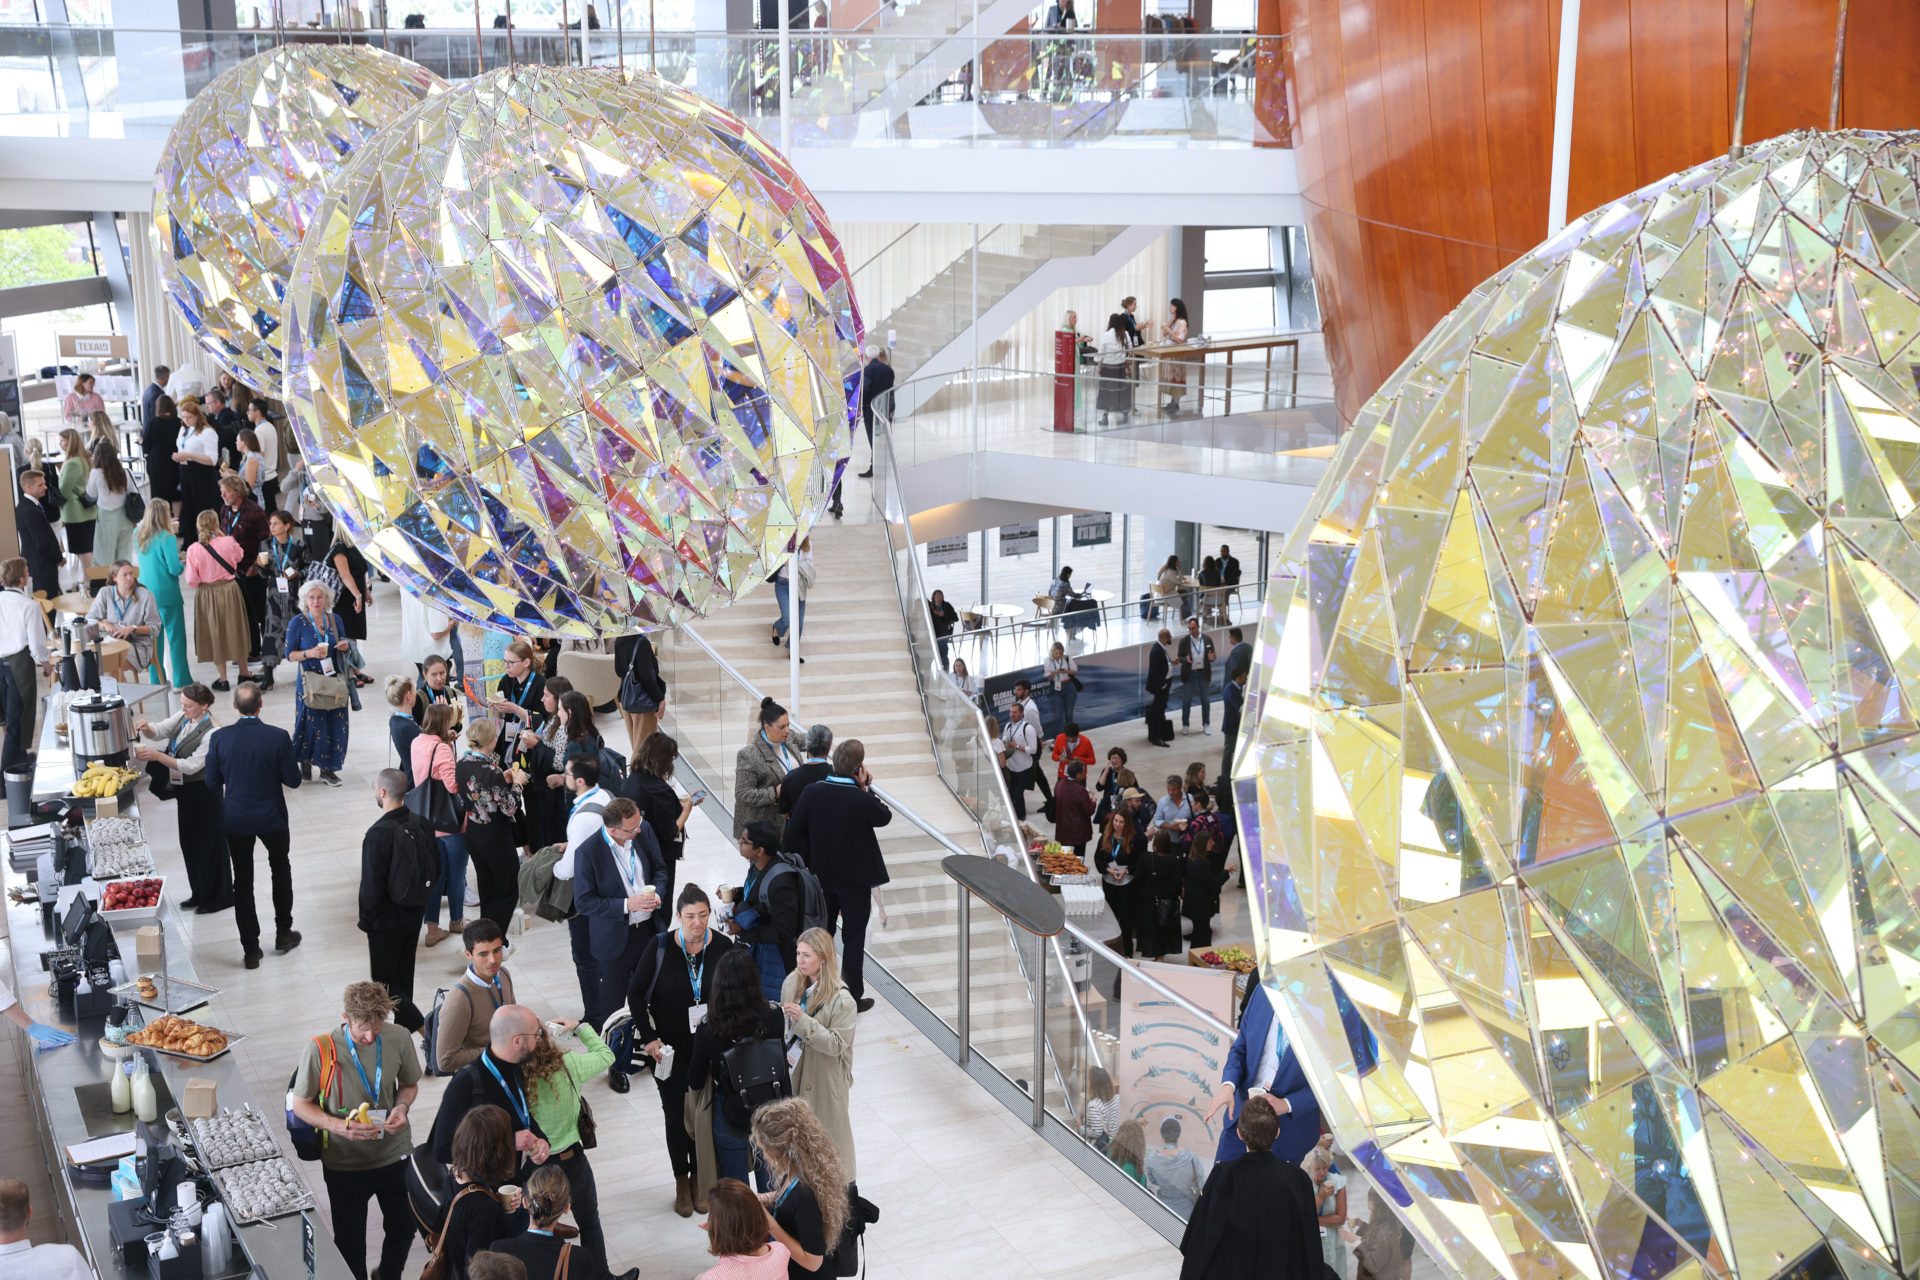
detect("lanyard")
[468,967,504,1010]
[508,675,535,708]
[344,1032,382,1103]
[425,684,453,704]
[167,715,200,755]
[480,1053,531,1130]
[221,505,240,536]
[272,540,291,574]
[614,837,640,888]
[679,935,704,1003]
[108,591,132,623]
[774,1181,798,1213]
[762,730,792,769]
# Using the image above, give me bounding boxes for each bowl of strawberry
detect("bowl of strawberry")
[99,876,164,922]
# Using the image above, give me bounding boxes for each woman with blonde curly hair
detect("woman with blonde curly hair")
[749,1098,849,1276]
[520,1018,617,1272]
[777,928,858,1177]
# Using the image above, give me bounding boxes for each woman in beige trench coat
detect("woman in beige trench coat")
[780,926,859,1177]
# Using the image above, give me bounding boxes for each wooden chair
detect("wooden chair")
[1030,595,1059,634]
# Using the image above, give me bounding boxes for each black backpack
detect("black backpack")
[721,1032,792,1118]
[386,816,438,910]
[831,1183,880,1277]
[597,743,627,787]
[419,987,454,1077]
[760,853,829,934]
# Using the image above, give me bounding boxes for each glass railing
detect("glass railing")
[943,571,1278,651]
[0,23,1284,148]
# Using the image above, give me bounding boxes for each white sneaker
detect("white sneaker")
[1180,727,1193,736]
[1204,726,1214,736]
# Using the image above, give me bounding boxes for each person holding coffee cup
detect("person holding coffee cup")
[436,1106,528,1280]
[571,798,668,1032]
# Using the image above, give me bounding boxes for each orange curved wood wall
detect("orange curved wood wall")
[1289,0,1920,424]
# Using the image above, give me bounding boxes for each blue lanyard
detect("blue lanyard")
[344,1032,382,1103]
[774,1181,798,1212]
[468,967,504,1010]
[480,1053,531,1130]
[107,592,131,623]
[272,540,291,574]
[613,837,640,888]
[679,936,704,1003]
[762,730,792,768]
[167,715,200,755]
[507,675,535,708]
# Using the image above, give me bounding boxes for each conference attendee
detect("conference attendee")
[927,588,959,669]
[1043,641,1080,728]
[1201,984,1323,1164]
[85,440,135,568]
[173,400,221,540]
[258,509,308,690]
[1145,1117,1208,1217]
[488,639,547,736]
[512,674,572,849]
[1223,625,1251,682]
[1353,1187,1418,1280]
[141,363,170,424]
[54,428,96,575]
[326,534,373,676]
[459,718,525,933]
[204,681,301,967]
[553,756,609,1015]
[1051,720,1095,784]
[414,652,461,724]
[725,820,803,998]
[1221,668,1249,778]
[247,398,281,511]
[1218,543,1241,595]
[572,796,666,1032]
[1145,627,1174,747]
[520,1019,615,1269]
[1183,828,1230,949]
[1138,829,1186,961]
[183,508,253,691]
[627,883,734,1216]
[859,345,894,458]
[1095,808,1145,958]
[619,730,698,920]
[489,1166,624,1280]
[0,1177,96,1280]
[384,677,420,787]
[287,580,351,786]
[611,631,666,756]
[0,559,48,773]
[436,918,518,1074]
[1052,759,1096,858]
[696,1180,789,1279]
[434,1106,527,1280]
[14,469,63,598]
[359,769,431,1032]
[430,1007,551,1171]
[1000,699,1039,820]
[555,689,604,773]
[218,474,270,661]
[142,392,181,517]
[1177,1097,1320,1280]
[1177,615,1217,738]
[134,501,189,687]
[414,702,470,947]
[85,559,158,676]
[288,982,424,1280]
[1092,746,1137,827]
[733,696,792,837]
[751,1098,850,1278]
[204,386,238,441]
[778,928,858,1176]
[132,684,227,912]
[1304,1143,1350,1277]
[776,723,833,850]
[469,1253,527,1280]
[784,739,891,1013]
[687,949,786,1186]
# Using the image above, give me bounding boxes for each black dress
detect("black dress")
[1182,857,1231,948]
[1138,846,1187,957]
[143,414,181,502]
[327,540,371,641]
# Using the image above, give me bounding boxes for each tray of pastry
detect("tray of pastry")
[124,1014,243,1061]
[112,974,222,1016]
[208,1155,316,1224]
[190,1108,282,1170]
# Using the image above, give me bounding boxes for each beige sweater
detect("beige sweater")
[436,967,517,1073]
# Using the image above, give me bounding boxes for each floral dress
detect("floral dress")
[286,610,350,771]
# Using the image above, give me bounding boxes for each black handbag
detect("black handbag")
[575,1094,598,1150]
[405,741,465,831]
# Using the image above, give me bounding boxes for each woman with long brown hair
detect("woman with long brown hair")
[55,426,96,574]
[436,1105,522,1280]
[87,437,134,567]
[173,400,221,548]
[414,701,470,947]
[1095,805,1146,957]
[750,1097,850,1276]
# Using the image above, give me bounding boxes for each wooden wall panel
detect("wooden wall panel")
[1289,0,1920,424]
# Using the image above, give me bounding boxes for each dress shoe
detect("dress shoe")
[274,929,302,954]
[196,900,232,915]
[855,997,875,1013]
[614,1270,640,1280]
[211,679,231,692]
[673,1175,694,1218]
[180,897,201,910]
[858,468,873,478]
[607,1071,631,1094]
[242,949,262,970]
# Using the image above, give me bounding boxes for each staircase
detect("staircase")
[680,512,1058,1073]
[791,0,1039,126]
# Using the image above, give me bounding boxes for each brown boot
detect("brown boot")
[673,1175,694,1218]
[691,1179,709,1214]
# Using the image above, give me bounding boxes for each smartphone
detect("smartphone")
[689,789,709,802]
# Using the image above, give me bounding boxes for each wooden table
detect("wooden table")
[46,592,94,617]
[1135,331,1303,413]
[967,603,1027,623]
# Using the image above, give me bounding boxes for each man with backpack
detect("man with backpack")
[358,769,437,1033]
[725,820,815,1000]
[784,740,892,1014]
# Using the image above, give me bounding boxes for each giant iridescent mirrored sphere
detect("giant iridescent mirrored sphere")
[1246,129,1920,1280]
[152,44,448,390]
[282,65,861,638]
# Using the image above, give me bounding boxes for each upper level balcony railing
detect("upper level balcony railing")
[0,22,1285,148]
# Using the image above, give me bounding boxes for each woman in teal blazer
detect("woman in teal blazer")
[133,501,190,687]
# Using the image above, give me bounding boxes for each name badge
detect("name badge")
[687,1003,707,1033]
[786,1037,803,1068]
[275,576,289,594]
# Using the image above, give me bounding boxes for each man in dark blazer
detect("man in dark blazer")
[777,723,834,853]
[784,738,891,1012]
[1145,627,1174,748]
[571,797,667,1033]
[1202,984,1322,1164]
[13,469,62,598]
[1178,1097,1321,1280]
[203,681,302,968]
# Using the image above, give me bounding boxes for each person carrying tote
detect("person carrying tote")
[414,702,471,947]
[181,508,253,690]
[777,928,859,1178]
[287,581,351,787]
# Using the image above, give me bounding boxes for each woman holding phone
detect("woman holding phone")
[621,731,701,914]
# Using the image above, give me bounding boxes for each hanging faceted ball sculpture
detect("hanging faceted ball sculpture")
[281,64,862,639]
[1244,130,1920,1280]
[151,44,448,391]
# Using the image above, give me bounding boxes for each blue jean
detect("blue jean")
[774,578,790,637]
[1179,674,1210,728]
[713,1107,753,1187]
[1052,682,1079,730]
[423,834,469,927]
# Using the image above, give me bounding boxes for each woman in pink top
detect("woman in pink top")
[62,372,104,425]
[698,1181,791,1280]
[413,701,471,946]
[181,508,253,690]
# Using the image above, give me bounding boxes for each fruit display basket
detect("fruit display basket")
[97,876,165,923]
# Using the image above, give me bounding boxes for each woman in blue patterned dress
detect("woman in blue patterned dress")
[285,580,351,785]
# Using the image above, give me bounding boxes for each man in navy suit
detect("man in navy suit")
[203,682,302,969]
[1202,984,1322,1163]
[571,796,667,1038]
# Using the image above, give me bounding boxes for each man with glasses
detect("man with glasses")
[430,1004,551,1174]
[573,797,666,1036]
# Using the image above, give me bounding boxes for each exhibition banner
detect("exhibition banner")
[926,535,969,566]
[999,521,1040,556]
[1071,511,1112,546]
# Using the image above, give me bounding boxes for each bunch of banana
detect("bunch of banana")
[73,761,139,797]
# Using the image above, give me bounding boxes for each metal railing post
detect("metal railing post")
[1031,928,1046,1128]
[956,881,971,1064]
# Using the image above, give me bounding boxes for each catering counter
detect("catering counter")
[3,686,353,1279]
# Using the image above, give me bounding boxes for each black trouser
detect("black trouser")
[152,772,229,908]
[555,1149,606,1271]
[593,923,653,1029]
[1004,765,1031,819]
[1101,881,1137,956]
[1187,900,1215,948]
[365,923,425,1032]
[239,573,267,659]
[261,477,279,513]
[1032,765,1053,804]
[321,1158,413,1280]
[1147,685,1172,743]
[465,823,519,935]
[567,914,599,1024]
[228,828,293,952]
[824,886,872,999]
[654,1067,696,1177]
[0,647,35,772]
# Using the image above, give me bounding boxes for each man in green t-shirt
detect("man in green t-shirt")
[289,981,423,1280]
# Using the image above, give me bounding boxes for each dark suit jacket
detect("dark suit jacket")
[1178,1151,1320,1280]
[14,494,59,586]
[1146,643,1171,696]
[861,357,896,429]
[203,716,300,834]
[776,759,831,852]
[785,776,892,890]
[572,825,667,960]
[1214,988,1321,1164]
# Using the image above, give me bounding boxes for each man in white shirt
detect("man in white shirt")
[555,757,609,1020]
[0,557,50,774]
[1001,700,1040,821]
[246,401,280,511]
[0,1179,96,1280]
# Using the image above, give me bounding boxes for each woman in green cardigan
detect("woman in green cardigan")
[521,1017,616,1272]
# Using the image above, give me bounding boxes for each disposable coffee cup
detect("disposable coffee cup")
[498,1184,520,1205]
[641,884,655,899]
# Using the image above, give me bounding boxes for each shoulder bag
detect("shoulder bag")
[406,741,466,831]
[420,1184,487,1280]
[299,614,351,711]
[552,1242,572,1280]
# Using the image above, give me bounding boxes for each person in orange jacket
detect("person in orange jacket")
[1052,721,1097,782]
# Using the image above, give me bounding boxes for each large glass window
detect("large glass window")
[1203,227,1270,273]
[0,220,108,377]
